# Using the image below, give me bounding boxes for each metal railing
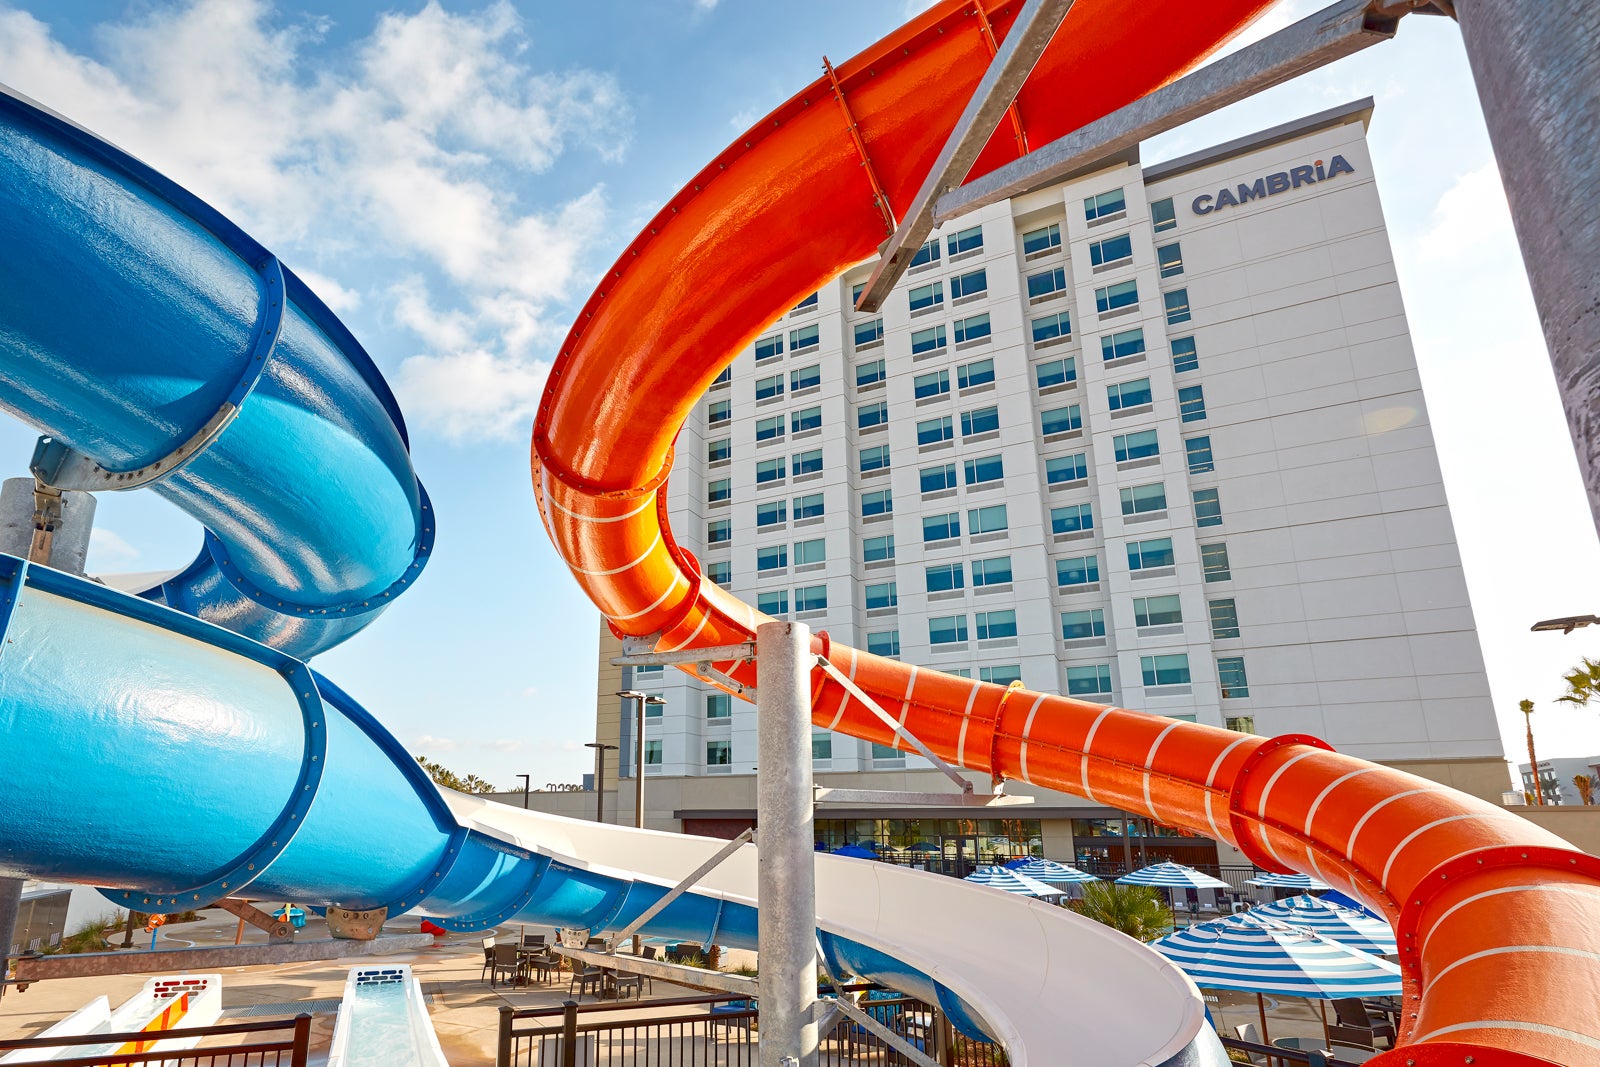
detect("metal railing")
[1218,1036,1369,1066]
[0,1014,311,1066]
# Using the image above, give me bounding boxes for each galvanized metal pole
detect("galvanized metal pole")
[1454,0,1600,533]
[756,620,817,1067]
[634,694,647,828]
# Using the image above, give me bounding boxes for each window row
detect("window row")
[1057,539,1232,588]
[1066,655,1248,698]
[1059,596,1238,640]
[753,323,820,363]
[755,584,830,616]
[928,609,1019,645]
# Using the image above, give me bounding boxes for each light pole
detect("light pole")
[516,773,530,809]
[618,690,667,829]
[1531,615,1600,634]
[584,742,617,823]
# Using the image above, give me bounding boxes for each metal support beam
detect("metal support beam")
[757,620,818,1067]
[607,829,754,951]
[1454,0,1600,535]
[212,898,295,944]
[553,945,759,996]
[856,0,1076,312]
[827,997,942,1067]
[813,656,973,795]
[613,641,755,667]
[934,0,1402,222]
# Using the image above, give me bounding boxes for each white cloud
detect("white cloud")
[1417,163,1513,264]
[481,738,525,752]
[87,528,141,570]
[694,0,719,10]
[0,0,632,444]
[414,734,460,752]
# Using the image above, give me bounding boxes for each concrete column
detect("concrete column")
[756,620,817,1067]
[1455,0,1600,533]
[0,477,96,572]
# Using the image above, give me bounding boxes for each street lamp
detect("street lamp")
[583,742,618,823]
[1531,614,1600,634]
[617,690,667,828]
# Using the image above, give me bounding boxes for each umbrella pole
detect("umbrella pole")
[1257,992,1270,1044]
[1319,1000,1330,1047]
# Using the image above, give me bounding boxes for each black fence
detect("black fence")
[0,1014,310,1066]
[1218,1036,1369,1066]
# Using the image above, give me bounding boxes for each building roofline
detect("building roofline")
[1141,97,1375,185]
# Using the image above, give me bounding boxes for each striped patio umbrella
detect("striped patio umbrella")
[1246,872,1330,891]
[1008,858,1099,884]
[1117,862,1232,889]
[964,865,1063,898]
[1249,893,1397,955]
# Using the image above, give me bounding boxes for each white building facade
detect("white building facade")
[605,100,1509,837]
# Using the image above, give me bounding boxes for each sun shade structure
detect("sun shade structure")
[965,865,1064,898]
[1246,872,1330,891]
[831,844,880,859]
[1005,857,1099,884]
[1249,893,1397,955]
[1117,862,1232,890]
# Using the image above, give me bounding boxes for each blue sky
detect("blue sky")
[2,0,1597,789]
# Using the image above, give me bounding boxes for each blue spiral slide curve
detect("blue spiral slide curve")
[0,86,1227,1063]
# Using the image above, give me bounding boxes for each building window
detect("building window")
[1089,233,1133,268]
[1027,266,1068,301]
[925,561,964,592]
[794,538,825,565]
[755,373,784,401]
[871,742,902,760]
[709,399,732,425]
[1067,664,1113,696]
[867,630,901,657]
[865,582,898,609]
[969,503,1008,534]
[757,544,788,572]
[1041,405,1082,436]
[921,462,958,493]
[861,488,893,517]
[964,454,1004,486]
[858,401,888,430]
[795,584,827,612]
[793,448,823,475]
[790,323,820,351]
[758,590,788,615]
[863,534,895,562]
[707,693,732,719]
[1141,653,1191,686]
[929,615,969,645]
[1036,357,1076,389]
[1108,377,1153,411]
[918,415,954,446]
[954,313,991,344]
[1120,482,1167,516]
[1201,542,1232,582]
[1032,311,1071,343]
[1095,279,1139,314]
[1056,554,1099,588]
[755,334,783,362]
[910,236,941,268]
[1163,288,1191,325]
[1046,452,1088,485]
[1156,242,1184,278]
[645,740,662,766]
[947,224,983,256]
[706,560,731,585]
[757,500,787,527]
[1178,385,1207,423]
[1022,222,1061,255]
[860,444,891,472]
[1133,594,1182,627]
[756,415,784,442]
[855,319,884,348]
[708,438,731,463]
[1101,327,1146,362]
[958,359,995,389]
[915,370,950,399]
[707,740,732,767]
[1171,336,1199,374]
[951,268,988,300]
[1050,503,1093,535]
[923,512,961,543]
[1127,536,1175,570]
[1114,429,1159,462]
[1150,197,1177,232]
[712,366,733,386]
[911,325,948,355]
[972,556,1012,586]
[708,519,732,544]
[1226,714,1256,734]
[812,732,834,760]
[1084,188,1126,221]
[961,405,1000,437]
[856,357,887,388]
[757,457,785,484]
[980,665,1022,685]
[793,292,819,313]
[791,364,821,392]
[792,406,822,434]
[708,478,731,503]
[1218,656,1250,698]
[909,281,945,313]
[1209,598,1240,640]
[1061,608,1105,640]
[793,493,825,520]
[1184,435,1214,474]
[1193,488,1223,527]
[975,609,1017,640]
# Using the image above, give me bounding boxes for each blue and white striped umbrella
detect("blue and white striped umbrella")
[1249,893,1397,955]
[1150,917,1403,998]
[1117,861,1232,890]
[964,865,1063,897]
[1246,872,1330,891]
[1007,858,1099,884]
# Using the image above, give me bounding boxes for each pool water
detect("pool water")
[342,979,422,1067]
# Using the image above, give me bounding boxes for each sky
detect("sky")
[1,0,1596,790]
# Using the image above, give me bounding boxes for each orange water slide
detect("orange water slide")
[531,3,1600,1064]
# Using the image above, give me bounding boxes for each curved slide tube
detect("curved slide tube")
[531,1,1600,1064]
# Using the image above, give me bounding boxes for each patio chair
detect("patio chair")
[637,946,657,993]
[1331,997,1395,1048]
[490,943,523,988]
[569,965,606,1000]
[480,938,496,982]
[1231,1023,1267,1066]
[523,934,546,947]
[612,973,642,1000]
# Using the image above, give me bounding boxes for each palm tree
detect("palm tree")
[1557,658,1600,707]
[1520,699,1544,806]
[1072,882,1172,941]
[1575,775,1595,805]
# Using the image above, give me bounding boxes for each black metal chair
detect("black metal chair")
[490,943,523,987]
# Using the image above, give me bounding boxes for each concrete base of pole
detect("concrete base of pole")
[756,620,818,1067]
[0,477,95,572]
